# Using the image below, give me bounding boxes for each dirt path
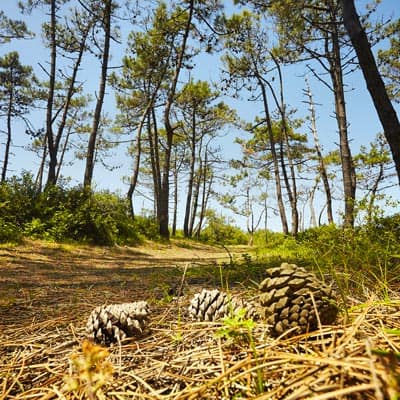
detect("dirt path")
[0,239,250,327]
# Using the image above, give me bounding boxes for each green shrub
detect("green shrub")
[0,176,158,245]
[296,221,400,298]
[131,215,160,241]
[0,172,39,226]
[23,218,49,239]
[200,211,248,245]
[0,218,23,243]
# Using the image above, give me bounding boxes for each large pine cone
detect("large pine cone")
[86,301,150,346]
[188,289,259,321]
[259,263,337,337]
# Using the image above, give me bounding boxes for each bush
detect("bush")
[0,172,39,227]
[0,176,159,245]
[296,221,400,297]
[0,218,23,243]
[200,211,248,245]
[131,215,160,241]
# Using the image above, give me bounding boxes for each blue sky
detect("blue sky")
[0,0,399,231]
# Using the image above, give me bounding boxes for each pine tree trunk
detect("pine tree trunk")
[127,107,150,217]
[259,79,289,234]
[183,113,196,237]
[304,77,334,224]
[2,89,13,182]
[189,161,202,237]
[269,55,299,235]
[341,0,400,186]
[83,0,112,188]
[329,30,356,227]
[159,0,194,239]
[35,135,47,191]
[55,23,89,183]
[172,155,178,236]
[149,109,161,217]
[45,0,57,188]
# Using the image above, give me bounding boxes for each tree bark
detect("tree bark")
[328,27,356,227]
[268,54,299,235]
[172,154,178,236]
[45,0,57,187]
[341,0,400,186]
[55,22,89,183]
[83,0,112,188]
[259,78,289,234]
[304,76,334,224]
[159,0,194,239]
[2,86,13,182]
[148,108,161,217]
[183,110,196,237]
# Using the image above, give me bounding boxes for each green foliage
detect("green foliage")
[200,211,248,245]
[216,308,255,345]
[0,10,33,44]
[0,174,158,245]
[0,218,22,243]
[132,215,160,241]
[0,172,39,226]
[250,219,400,299]
[296,220,400,298]
[377,18,400,102]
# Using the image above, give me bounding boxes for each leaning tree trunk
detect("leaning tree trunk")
[183,113,197,237]
[341,0,400,186]
[329,30,356,228]
[45,0,57,188]
[83,0,112,188]
[2,89,13,182]
[259,78,289,234]
[268,54,299,235]
[148,108,161,218]
[304,76,334,224]
[172,154,179,236]
[159,0,194,239]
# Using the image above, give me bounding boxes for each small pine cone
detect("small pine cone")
[259,263,338,337]
[86,301,150,346]
[188,289,259,321]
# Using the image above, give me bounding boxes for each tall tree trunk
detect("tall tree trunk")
[304,76,334,224]
[126,126,142,218]
[149,108,161,217]
[172,154,178,236]
[366,162,384,223]
[328,29,356,227]
[2,88,13,182]
[35,135,47,191]
[126,103,152,217]
[195,150,212,238]
[183,111,196,237]
[45,0,57,188]
[159,0,194,239]
[341,0,400,186]
[259,78,289,234]
[189,164,201,236]
[309,177,319,228]
[267,54,299,235]
[54,24,89,182]
[83,0,112,188]
[55,123,73,182]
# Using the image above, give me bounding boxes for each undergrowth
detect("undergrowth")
[187,219,400,302]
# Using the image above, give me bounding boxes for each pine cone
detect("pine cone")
[86,301,150,346]
[259,263,337,337]
[188,289,259,321]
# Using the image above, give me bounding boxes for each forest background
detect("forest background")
[0,0,399,243]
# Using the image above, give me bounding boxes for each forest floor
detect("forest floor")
[0,239,399,399]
